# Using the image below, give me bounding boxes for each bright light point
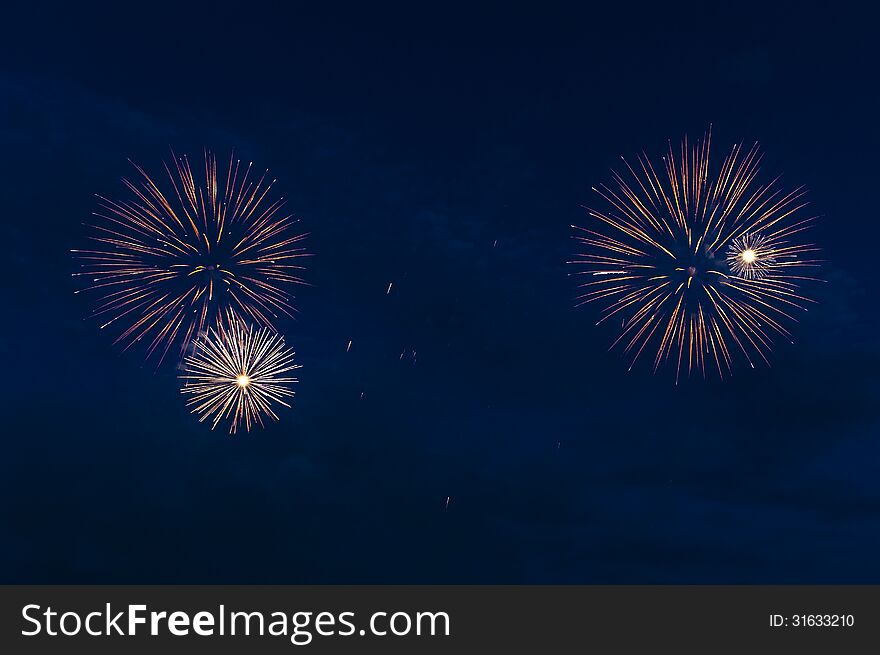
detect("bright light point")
[741,249,757,264]
[235,374,250,388]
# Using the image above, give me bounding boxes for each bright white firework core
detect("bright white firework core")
[741,249,757,264]
[235,374,251,388]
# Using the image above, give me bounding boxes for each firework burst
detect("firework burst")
[180,314,300,433]
[726,232,777,280]
[570,129,821,381]
[73,151,308,363]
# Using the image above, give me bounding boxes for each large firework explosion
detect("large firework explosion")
[570,129,821,381]
[73,151,308,363]
[180,313,300,434]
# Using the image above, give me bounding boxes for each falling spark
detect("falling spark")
[346,339,352,352]
[73,150,308,363]
[570,128,821,381]
[386,282,393,294]
[179,313,299,434]
[445,496,451,509]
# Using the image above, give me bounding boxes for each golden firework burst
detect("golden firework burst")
[570,128,821,381]
[726,232,783,280]
[179,314,300,433]
[73,150,308,363]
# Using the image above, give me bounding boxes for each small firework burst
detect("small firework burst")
[726,232,777,280]
[570,128,821,381]
[73,150,308,363]
[179,314,300,433]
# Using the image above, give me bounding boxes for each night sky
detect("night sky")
[2,3,879,583]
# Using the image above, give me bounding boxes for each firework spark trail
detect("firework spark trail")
[570,128,821,382]
[179,313,300,433]
[73,151,309,364]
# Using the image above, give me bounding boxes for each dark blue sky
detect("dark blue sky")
[2,3,879,582]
